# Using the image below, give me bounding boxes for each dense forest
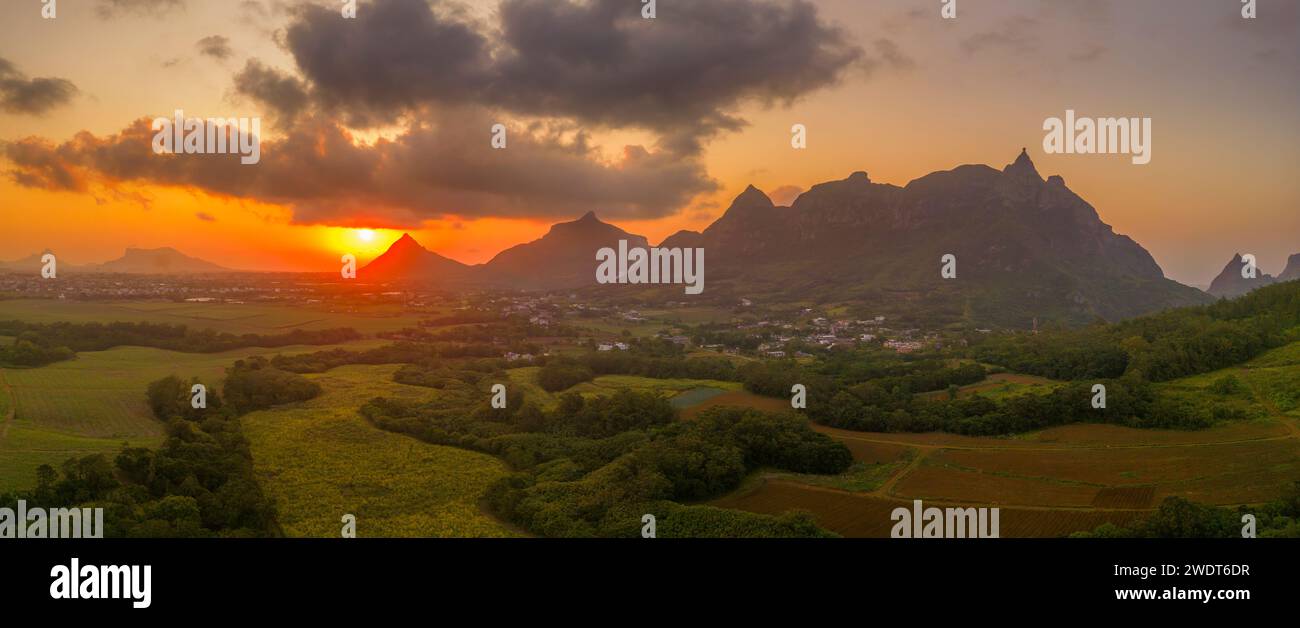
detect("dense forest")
[973,280,1300,381]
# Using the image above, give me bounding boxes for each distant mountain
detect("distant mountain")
[85,247,230,274]
[1207,254,1276,299]
[361,233,470,282]
[0,250,62,273]
[482,211,650,289]
[0,247,226,274]
[1278,254,1300,283]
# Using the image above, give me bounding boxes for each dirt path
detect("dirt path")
[877,447,928,497]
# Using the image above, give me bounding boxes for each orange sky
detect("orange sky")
[1,0,1297,285]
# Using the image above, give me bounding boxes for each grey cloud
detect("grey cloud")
[279,0,862,147]
[232,59,310,124]
[0,57,78,116]
[196,36,233,61]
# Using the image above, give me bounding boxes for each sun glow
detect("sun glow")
[356,229,376,242]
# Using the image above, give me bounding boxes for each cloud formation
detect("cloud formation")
[0,57,78,115]
[273,0,863,149]
[196,35,233,61]
[3,109,716,225]
[10,0,863,226]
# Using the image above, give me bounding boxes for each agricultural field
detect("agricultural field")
[0,338,388,491]
[242,364,520,538]
[711,480,1147,538]
[918,372,1062,401]
[677,389,789,420]
[0,299,425,335]
[708,343,1300,537]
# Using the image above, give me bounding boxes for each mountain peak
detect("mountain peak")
[1280,253,1300,282]
[732,185,774,209]
[1003,147,1041,181]
[577,210,599,223]
[1208,252,1276,298]
[392,232,422,247]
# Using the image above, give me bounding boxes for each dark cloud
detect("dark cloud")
[232,60,310,124]
[0,57,78,116]
[279,0,862,146]
[96,0,186,19]
[3,110,717,224]
[196,35,233,61]
[196,211,216,222]
[13,0,861,226]
[281,0,495,128]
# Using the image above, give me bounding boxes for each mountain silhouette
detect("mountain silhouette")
[1278,253,1300,283]
[678,150,1209,325]
[88,247,230,274]
[361,150,1214,326]
[481,211,650,289]
[361,233,470,282]
[1207,253,1277,299]
[0,247,228,274]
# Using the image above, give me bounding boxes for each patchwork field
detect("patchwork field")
[242,364,520,538]
[705,343,1300,537]
[0,338,389,490]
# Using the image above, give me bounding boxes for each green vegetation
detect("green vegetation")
[974,280,1300,382]
[241,365,519,538]
[357,362,852,537]
[0,369,281,537]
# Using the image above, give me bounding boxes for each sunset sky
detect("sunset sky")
[1,0,1296,286]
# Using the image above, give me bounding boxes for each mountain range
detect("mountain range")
[363,150,1242,326]
[6,150,1293,327]
[0,247,231,274]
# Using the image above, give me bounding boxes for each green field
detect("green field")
[0,299,424,335]
[0,339,389,490]
[241,364,520,538]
